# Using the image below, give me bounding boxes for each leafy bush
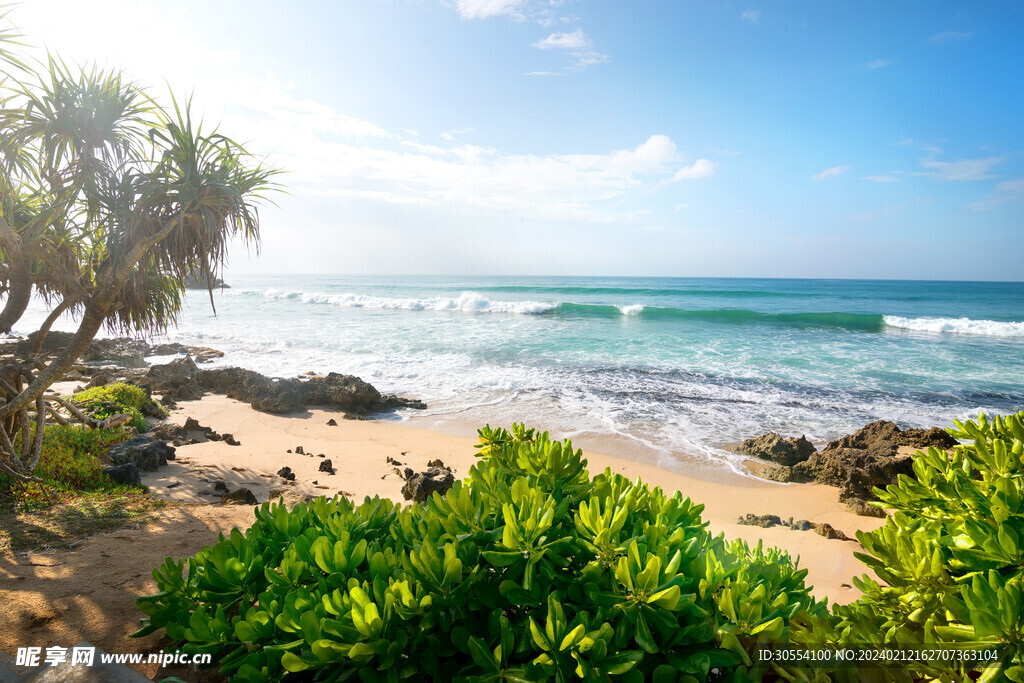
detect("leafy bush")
[135,424,825,681]
[0,425,134,504]
[793,411,1024,681]
[67,382,166,433]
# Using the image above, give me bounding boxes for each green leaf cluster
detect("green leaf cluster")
[0,424,133,502]
[67,381,165,432]
[135,424,825,681]
[793,411,1024,681]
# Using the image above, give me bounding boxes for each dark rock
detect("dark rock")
[184,274,230,289]
[427,458,446,468]
[106,436,175,472]
[103,463,141,486]
[277,466,296,481]
[821,420,957,457]
[223,433,240,446]
[327,418,338,426]
[319,459,335,474]
[213,480,228,492]
[387,456,402,466]
[295,446,305,455]
[845,498,886,518]
[737,513,782,528]
[83,338,150,368]
[759,420,957,503]
[148,342,224,363]
[792,519,813,531]
[737,432,816,466]
[400,466,455,503]
[150,422,197,447]
[814,523,852,542]
[221,488,258,505]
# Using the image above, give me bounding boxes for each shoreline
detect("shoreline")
[3,390,887,680]
[148,394,885,603]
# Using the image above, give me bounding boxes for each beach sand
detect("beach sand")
[2,394,886,679]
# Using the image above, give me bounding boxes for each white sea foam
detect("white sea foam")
[883,315,1024,337]
[232,288,557,314]
[618,304,645,315]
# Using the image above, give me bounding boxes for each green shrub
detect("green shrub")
[792,411,1024,681]
[67,382,166,433]
[0,424,134,504]
[135,424,825,681]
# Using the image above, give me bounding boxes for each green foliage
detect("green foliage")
[792,411,1024,681]
[0,424,134,504]
[67,382,165,432]
[136,424,825,681]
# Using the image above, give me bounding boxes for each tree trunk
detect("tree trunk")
[29,298,72,353]
[0,255,32,334]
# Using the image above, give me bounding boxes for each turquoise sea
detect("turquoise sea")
[18,276,1024,472]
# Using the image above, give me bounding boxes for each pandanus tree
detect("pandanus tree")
[0,17,278,484]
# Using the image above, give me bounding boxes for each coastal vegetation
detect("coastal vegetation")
[136,412,1024,681]
[0,13,275,487]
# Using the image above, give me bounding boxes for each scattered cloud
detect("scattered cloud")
[672,159,718,181]
[741,9,761,23]
[533,28,591,50]
[814,165,851,180]
[673,203,689,212]
[290,134,699,223]
[450,0,526,20]
[441,127,476,142]
[531,28,608,72]
[863,59,893,70]
[863,175,901,183]
[929,30,974,45]
[969,178,1024,211]
[918,151,1003,181]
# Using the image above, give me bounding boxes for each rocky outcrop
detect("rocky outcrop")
[820,420,958,455]
[143,365,426,416]
[759,420,959,508]
[16,331,223,368]
[184,274,229,289]
[105,436,175,472]
[400,463,455,503]
[736,432,816,466]
[737,514,853,542]
[221,488,258,505]
[102,462,141,486]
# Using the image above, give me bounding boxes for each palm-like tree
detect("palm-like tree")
[0,16,278,482]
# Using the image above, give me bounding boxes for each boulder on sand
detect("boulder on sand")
[761,420,960,507]
[105,436,175,472]
[400,465,455,503]
[736,432,816,466]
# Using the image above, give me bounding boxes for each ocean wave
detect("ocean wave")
[230,289,558,314]
[883,315,1024,337]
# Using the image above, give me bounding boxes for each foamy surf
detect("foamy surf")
[233,289,558,314]
[883,315,1024,337]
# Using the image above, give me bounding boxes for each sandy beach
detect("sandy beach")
[2,393,886,679]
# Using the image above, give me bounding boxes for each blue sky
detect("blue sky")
[13,1,1024,280]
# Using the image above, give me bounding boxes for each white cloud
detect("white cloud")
[814,165,850,180]
[451,0,526,20]
[919,153,1003,181]
[672,159,718,181]
[969,178,1024,211]
[533,28,591,51]
[863,175,901,183]
[929,31,974,45]
[532,28,608,72]
[863,59,893,69]
[741,10,761,23]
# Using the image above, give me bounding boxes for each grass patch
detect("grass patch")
[0,490,174,553]
[66,382,167,432]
